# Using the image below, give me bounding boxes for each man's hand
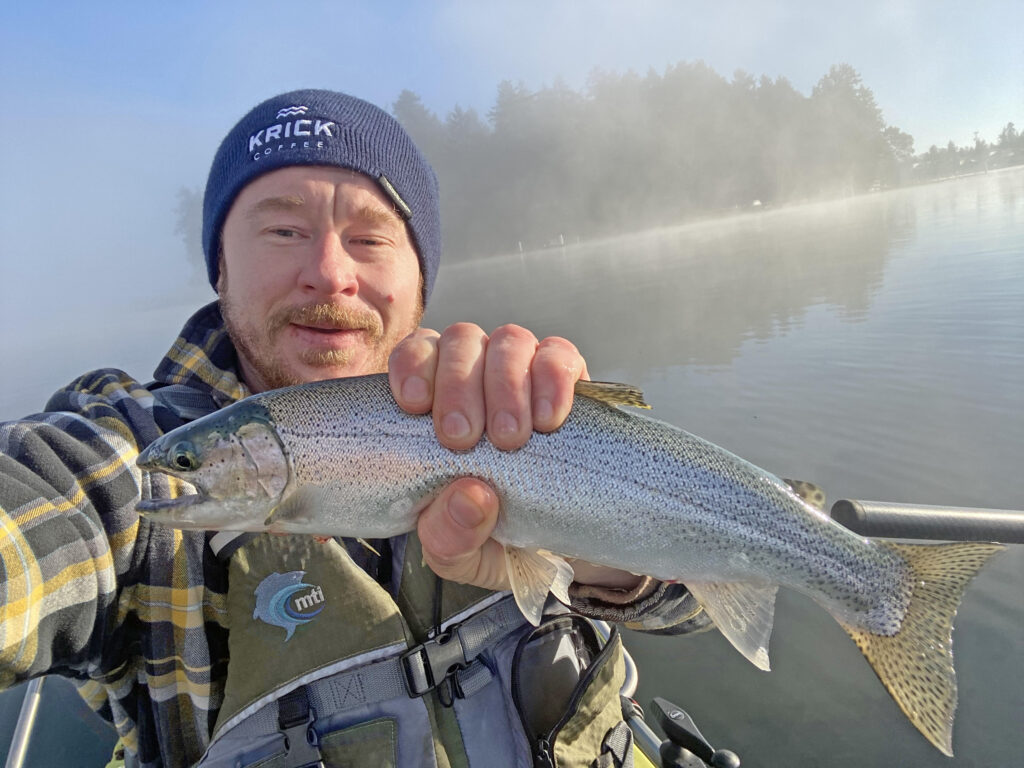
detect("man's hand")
[388,323,642,594]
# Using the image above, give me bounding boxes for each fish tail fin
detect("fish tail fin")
[839,540,1003,756]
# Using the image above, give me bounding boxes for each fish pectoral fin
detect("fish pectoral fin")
[686,580,778,671]
[573,380,651,409]
[781,478,828,511]
[264,485,324,530]
[505,547,575,626]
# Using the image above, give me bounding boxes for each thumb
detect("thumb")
[417,478,510,591]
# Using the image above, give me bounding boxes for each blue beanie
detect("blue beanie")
[202,89,441,303]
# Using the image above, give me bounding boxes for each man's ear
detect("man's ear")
[215,248,226,294]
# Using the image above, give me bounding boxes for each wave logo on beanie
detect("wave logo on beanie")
[276,105,309,118]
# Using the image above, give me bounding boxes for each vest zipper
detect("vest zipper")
[511,616,621,767]
[532,736,554,767]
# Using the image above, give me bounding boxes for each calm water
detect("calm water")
[2,168,1022,765]
[425,168,1024,767]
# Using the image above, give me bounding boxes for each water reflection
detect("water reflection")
[426,191,915,373]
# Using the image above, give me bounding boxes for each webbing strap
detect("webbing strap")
[209,530,259,560]
[278,687,313,729]
[596,721,635,768]
[218,595,525,744]
[402,595,525,696]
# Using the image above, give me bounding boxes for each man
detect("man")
[0,90,704,767]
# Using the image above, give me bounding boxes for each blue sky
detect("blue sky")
[4,1,1020,150]
[1,0,1021,362]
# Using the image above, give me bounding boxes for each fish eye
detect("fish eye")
[169,441,199,472]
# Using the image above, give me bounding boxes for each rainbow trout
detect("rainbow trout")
[136,374,1002,755]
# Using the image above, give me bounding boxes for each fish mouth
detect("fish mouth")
[136,493,230,531]
[137,494,204,514]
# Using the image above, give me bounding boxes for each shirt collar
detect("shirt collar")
[152,301,251,406]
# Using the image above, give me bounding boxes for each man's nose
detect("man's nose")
[299,233,358,295]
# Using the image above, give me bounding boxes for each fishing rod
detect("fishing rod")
[4,678,44,768]
[831,499,1024,544]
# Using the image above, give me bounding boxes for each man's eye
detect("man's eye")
[267,228,301,238]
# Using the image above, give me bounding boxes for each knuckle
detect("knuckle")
[537,335,580,357]
[535,337,585,379]
[437,324,489,373]
[490,324,539,348]
[408,327,441,343]
[391,331,437,360]
[440,322,486,344]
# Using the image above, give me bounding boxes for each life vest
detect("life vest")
[192,532,634,768]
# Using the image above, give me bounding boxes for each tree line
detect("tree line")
[909,122,1023,183]
[391,62,1022,262]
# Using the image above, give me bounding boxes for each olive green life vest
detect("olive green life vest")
[193,532,633,768]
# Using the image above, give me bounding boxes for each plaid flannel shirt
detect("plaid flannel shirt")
[1,303,245,766]
[0,301,707,767]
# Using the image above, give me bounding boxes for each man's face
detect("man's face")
[218,166,424,392]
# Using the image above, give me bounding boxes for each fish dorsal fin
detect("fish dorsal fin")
[573,380,651,409]
[782,478,827,512]
[685,581,778,671]
[505,547,575,626]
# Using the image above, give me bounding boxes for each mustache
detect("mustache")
[268,302,384,339]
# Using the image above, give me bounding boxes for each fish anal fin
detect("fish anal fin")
[686,581,778,671]
[840,540,1003,757]
[505,547,575,625]
[781,478,827,512]
[573,380,651,409]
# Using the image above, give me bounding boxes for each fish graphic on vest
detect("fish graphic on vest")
[252,570,325,640]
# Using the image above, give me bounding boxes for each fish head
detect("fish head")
[136,401,290,530]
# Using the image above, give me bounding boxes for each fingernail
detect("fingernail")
[442,411,471,439]
[535,398,553,424]
[401,375,429,403]
[449,489,485,528]
[493,410,519,437]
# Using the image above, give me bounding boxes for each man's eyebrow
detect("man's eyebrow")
[246,195,306,218]
[353,204,403,229]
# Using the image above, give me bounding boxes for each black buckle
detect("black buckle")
[401,630,468,697]
[280,710,324,768]
[277,687,324,768]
